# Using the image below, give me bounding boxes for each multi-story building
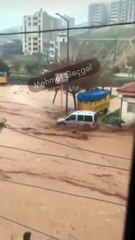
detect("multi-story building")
[22,9,61,56]
[109,0,127,24]
[109,0,135,24]
[44,41,58,64]
[88,2,108,26]
[126,0,135,22]
[56,33,67,60]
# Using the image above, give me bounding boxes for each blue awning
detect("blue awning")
[77,89,111,102]
[0,72,5,77]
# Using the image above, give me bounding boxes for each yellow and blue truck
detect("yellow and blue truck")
[77,89,111,114]
[0,71,8,84]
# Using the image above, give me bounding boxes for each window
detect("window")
[77,115,84,121]
[28,22,31,26]
[66,115,76,121]
[50,43,54,48]
[39,26,41,37]
[84,115,93,122]
[33,37,38,41]
[33,17,38,20]
[33,47,38,51]
[33,22,38,26]
[33,42,38,46]
[127,102,135,113]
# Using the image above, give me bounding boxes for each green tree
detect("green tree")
[0,59,10,77]
[25,63,41,76]
[49,59,102,111]
[113,66,121,74]
[12,60,21,74]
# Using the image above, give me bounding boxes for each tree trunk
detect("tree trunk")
[72,92,77,110]
[52,89,58,104]
[23,232,31,240]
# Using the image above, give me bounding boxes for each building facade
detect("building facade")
[61,15,75,27]
[109,0,126,24]
[117,82,135,124]
[22,9,61,56]
[127,0,135,22]
[88,2,108,26]
[109,0,135,24]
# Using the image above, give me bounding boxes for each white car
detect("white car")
[57,110,98,128]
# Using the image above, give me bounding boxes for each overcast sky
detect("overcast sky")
[0,0,111,30]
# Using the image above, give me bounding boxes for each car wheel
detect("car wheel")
[103,108,108,114]
[60,122,66,126]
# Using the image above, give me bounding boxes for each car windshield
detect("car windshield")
[0,1,134,240]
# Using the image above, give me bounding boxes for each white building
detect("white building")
[56,33,67,60]
[127,0,135,22]
[117,82,135,124]
[88,2,108,26]
[44,41,58,64]
[109,0,135,24]
[110,0,127,24]
[22,9,60,56]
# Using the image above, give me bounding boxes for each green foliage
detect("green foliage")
[0,59,10,76]
[11,60,22,72]
[113,66,121,74]
[77,26,135,40]
[102,109,123,126]
[25,63,41,76]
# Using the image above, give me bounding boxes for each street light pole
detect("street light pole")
[56,13,70,113]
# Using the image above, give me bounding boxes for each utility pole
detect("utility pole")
[111,38,118,94]
[23,232,31,240]
[56,13,70,113]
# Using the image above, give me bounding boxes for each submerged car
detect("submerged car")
[57,110,98,128]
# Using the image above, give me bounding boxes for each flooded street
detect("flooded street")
[0,85,134,240]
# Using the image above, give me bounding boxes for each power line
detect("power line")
[0,178,126,206]
[0,214,61,240]
[0,21,135,36]
[5,126,131,160]
[0,144,129,171]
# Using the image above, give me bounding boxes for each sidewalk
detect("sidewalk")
[109,96,121,113]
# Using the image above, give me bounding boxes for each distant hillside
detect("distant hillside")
[74,25,135,40]
[70,25,135,69]
[70,22,88,36]
[0,26,21,45]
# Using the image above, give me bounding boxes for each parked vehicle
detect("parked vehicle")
[57,110,98,127]
[77,89,111,114]
[0,72,7,84]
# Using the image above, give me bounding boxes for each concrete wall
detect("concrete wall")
[121,97,135,124]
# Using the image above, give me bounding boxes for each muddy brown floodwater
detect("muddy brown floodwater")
[0,85,134,240]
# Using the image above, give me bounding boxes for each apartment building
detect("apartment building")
[56,33,67,60]
[127,0,135,22]
[110,0,127,24]
[110,0,135,24]
[22,9,60,56]
[88,2,108,26]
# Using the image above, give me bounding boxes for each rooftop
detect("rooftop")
[117,82,135,97]
[117,82,135,92]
